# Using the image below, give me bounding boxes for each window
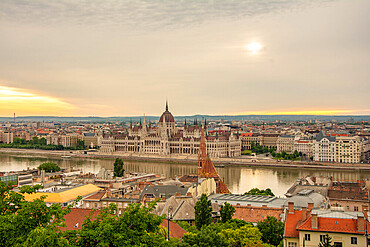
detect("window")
[305,234,311,241]
[354,206,359,211]
[320,235,326,242]
[288,243,297,247]
[351,237,357,245]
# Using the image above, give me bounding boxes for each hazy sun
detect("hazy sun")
[245,42,263,54]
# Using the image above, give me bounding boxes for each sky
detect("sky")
[0,0,369,117]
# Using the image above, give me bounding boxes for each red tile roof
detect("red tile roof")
[233,205,283,224]
[84,191,106,201]
[61,208,186,239]
[60,208,100,231]
[284,210,303,238]
[297,216,370,234]
[161,219,187,239]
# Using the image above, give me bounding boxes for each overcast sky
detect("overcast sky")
[0,0,369,117]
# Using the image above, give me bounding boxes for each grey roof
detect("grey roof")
[210,191,325,210]
[209,194,287,208]
[312,209,364,219]
[285,191,324,209]
[316,131,336,142]
[153,195,219,221]
[140,185,189,200]
[83,133,97,137]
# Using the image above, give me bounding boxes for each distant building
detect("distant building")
[327,181,369,212]
[313,131,336,162]
[277,135,295,153]
[100,102,241,158]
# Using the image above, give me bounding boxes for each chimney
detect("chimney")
[363,205,369,220]
[302,207,307,221]
[357,216,365,232]
[175,192,181,197]
[186,192,192,196]
[288,202,294,214]
[107,190,112,198]
[308,203,314,212]
[311,213,318,229]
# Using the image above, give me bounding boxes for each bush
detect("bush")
[38,162,61,172]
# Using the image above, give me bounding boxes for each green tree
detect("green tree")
[220,202,236,223]
[0,181,71,246]
[244,188,275,197]
[257,216,284,246]
[113,158,125,177]
[69,202,170,246]
[318,234,334,247]
[194,194,212,230]
[38,162,61,172]
[220,224,272,247]
[179,224,229,247]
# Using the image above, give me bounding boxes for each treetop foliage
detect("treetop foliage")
[113,158,125,178]
[244,188,275,197]
[194,194,213,230]
[38,162,61,172]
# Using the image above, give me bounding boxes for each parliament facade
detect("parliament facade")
[100,103,241,158]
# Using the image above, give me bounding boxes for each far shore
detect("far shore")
[1,148,370,171]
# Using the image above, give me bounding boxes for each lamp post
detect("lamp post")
[167,206,173,241]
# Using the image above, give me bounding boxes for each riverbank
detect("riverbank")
[1,148,370,171]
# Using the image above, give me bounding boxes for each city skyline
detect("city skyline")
[1,0,369,117]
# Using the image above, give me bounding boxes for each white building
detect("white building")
[313,131,336,162]
[100,102,241,158]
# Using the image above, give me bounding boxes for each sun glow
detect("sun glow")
[0,85,75,116]
[245,42,263,54]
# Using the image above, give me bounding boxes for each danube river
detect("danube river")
[1,153,369,197]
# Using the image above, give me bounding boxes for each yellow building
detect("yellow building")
[23,184,101,207]
[284,204,369,247]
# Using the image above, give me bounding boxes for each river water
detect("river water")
[0,153,369,197]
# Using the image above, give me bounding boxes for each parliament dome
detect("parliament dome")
[159,101,175,123]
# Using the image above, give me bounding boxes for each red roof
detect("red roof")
[60,208,99,231]
[240,133,253,137]
[297,216,370,234]
[233,205,283,223]
[84,191,106,201]
[284,210,303,238]
[161,219,187,239]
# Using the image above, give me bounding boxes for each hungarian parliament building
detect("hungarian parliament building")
[100,103,241,158]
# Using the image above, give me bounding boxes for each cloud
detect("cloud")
[0,0,329,30]
[0,85,75,116]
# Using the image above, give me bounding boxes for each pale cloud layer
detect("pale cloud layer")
[0,0,369,116]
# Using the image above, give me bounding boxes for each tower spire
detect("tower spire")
[165,99,168,111]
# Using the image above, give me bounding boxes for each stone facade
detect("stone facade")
[100,103,241,158]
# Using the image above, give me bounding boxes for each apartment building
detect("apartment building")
[313,131,336,162]
[335,136,362,163]
[284,204,370,247]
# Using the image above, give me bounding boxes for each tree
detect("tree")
[0,181,71,246]
[194,194,212,230]
[318,234,334,247]
[179,224,229,247]
[113,158,125,177]
[220,202,236,223]
[244,188,275,197]
[38,162,61,172]
[257,216,284,246]
[69,202,170,246]
[220,224,271,247]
